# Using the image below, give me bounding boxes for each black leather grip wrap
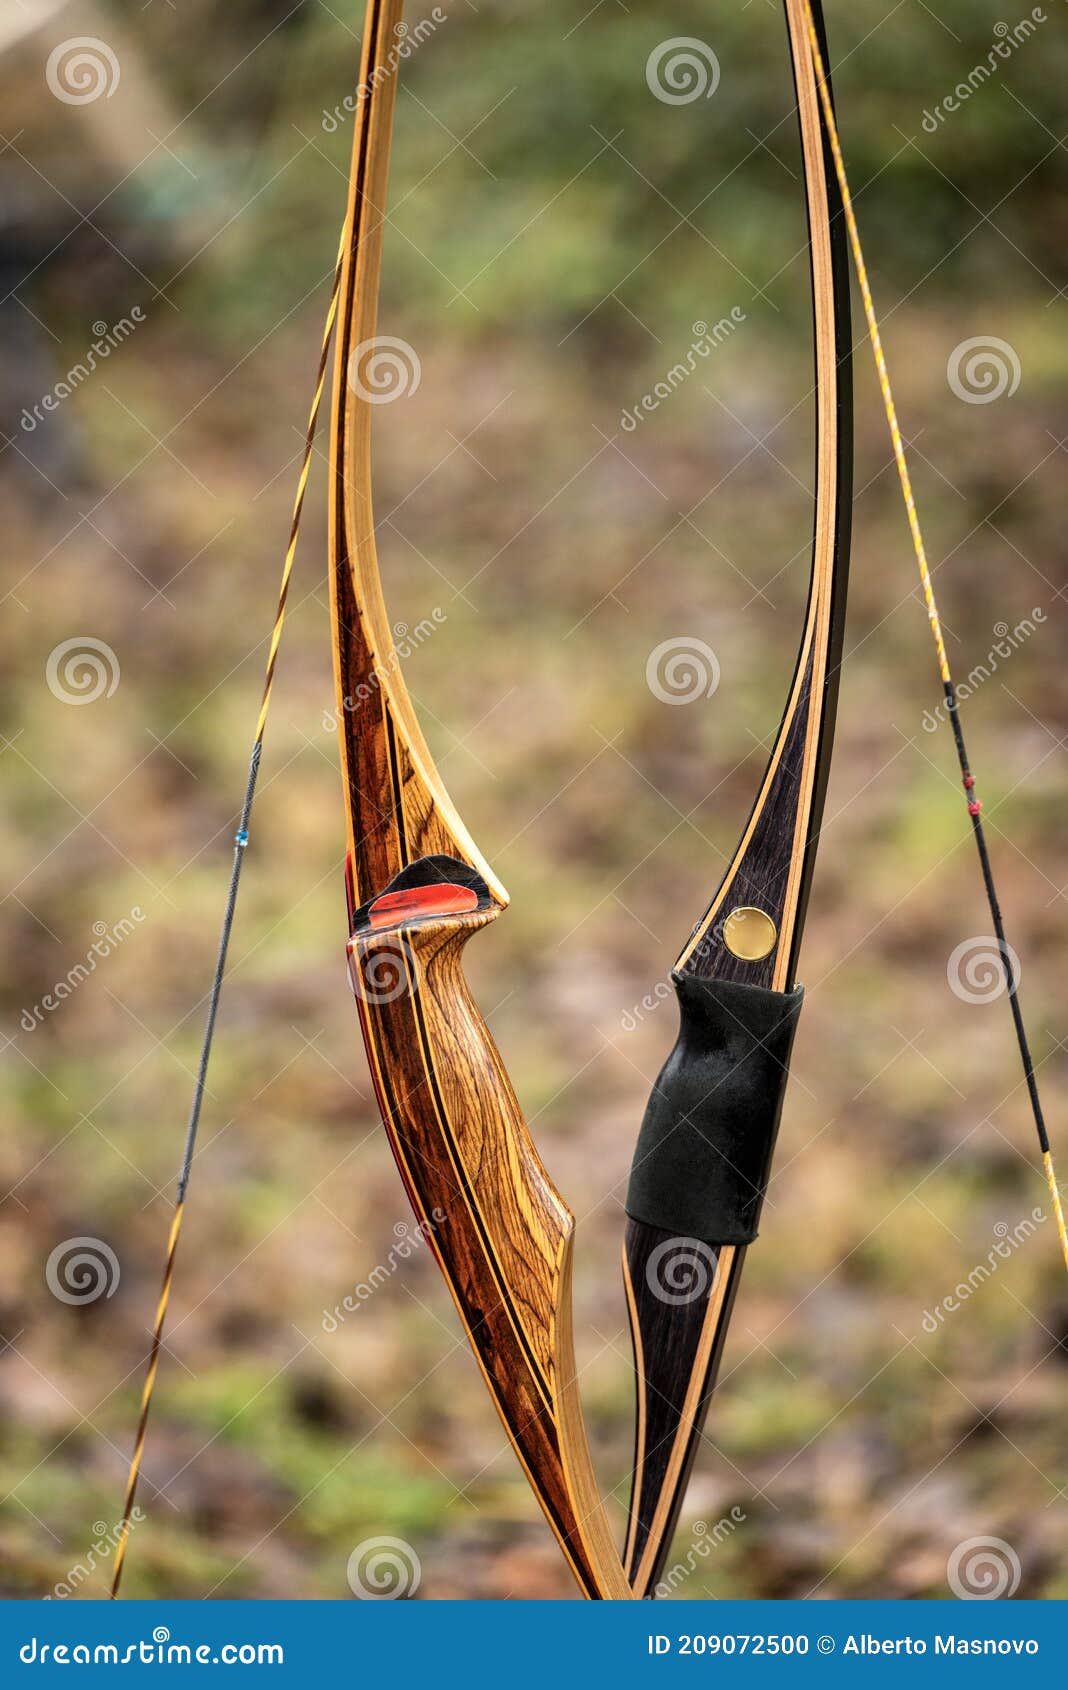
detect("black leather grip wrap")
[625,972,805,1246]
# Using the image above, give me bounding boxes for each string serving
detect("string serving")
[801,0,1068,1273]
[109,225,347,1598]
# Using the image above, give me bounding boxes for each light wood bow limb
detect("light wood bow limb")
[621,0,853,1598]
[329,0,632,1601]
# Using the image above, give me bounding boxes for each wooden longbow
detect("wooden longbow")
[620,0,1068,1601]
[107,0,631,1601]
[108,0,1067,1601]
[619,0,853,1598]
[325,0,630,1601]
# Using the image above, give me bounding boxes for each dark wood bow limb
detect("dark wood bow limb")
[621,0,854,1598]
[328,0,632,1601]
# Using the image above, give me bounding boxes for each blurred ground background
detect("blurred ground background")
[2,0,1067,1601]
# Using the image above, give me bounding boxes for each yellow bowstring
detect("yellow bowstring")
[801,0,1068,1274]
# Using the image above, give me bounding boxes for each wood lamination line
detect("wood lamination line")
[620,1242,646,1577]
[353,952,600,1590]
[775,0,841,989]
[631,1245,737,1597]
[405,934,558,1403]
[678,612,819,972]
[361,931,626,1599]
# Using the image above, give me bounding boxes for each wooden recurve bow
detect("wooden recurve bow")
[328,0,632,1602]
[620,0,853,1599]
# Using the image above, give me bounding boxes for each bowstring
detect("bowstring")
[801,0,1068,1273]
[109,222,348,1598]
